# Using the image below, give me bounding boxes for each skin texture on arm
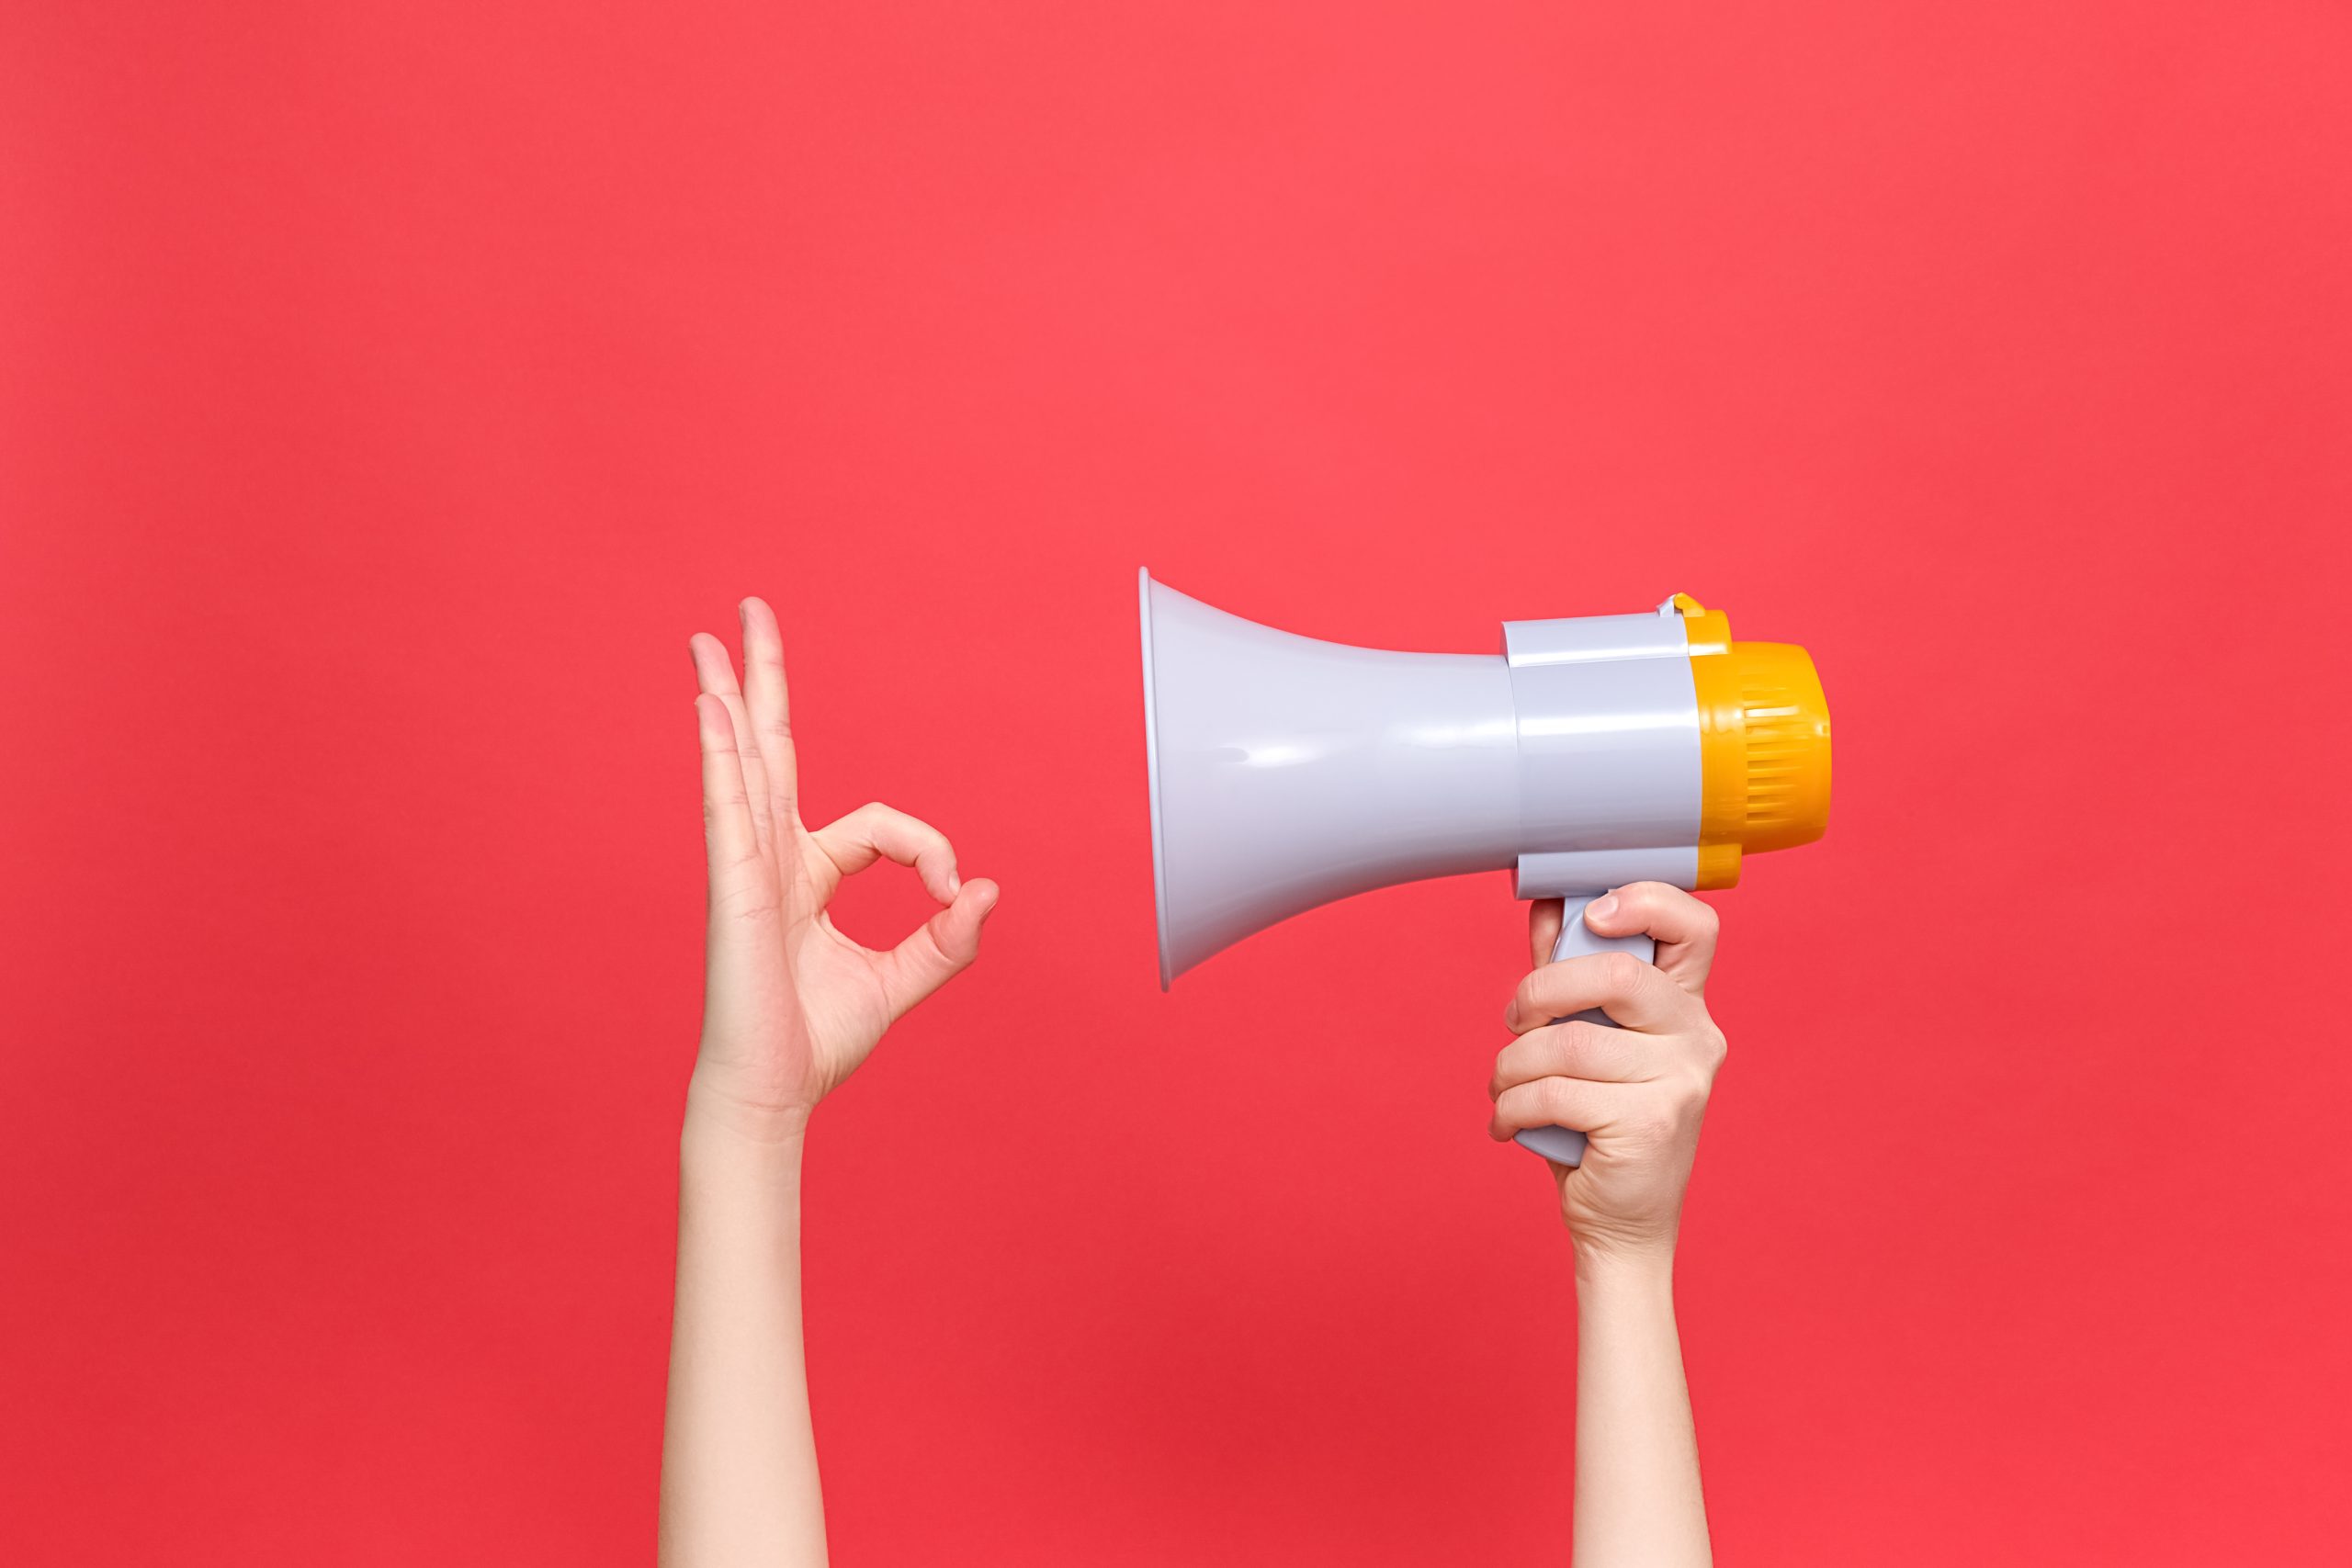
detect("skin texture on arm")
[1487,884,1727,1568]
[660,598,999,1568]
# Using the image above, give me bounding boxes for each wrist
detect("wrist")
[684,1069,813,1162]
[1572,1237,1677,1297]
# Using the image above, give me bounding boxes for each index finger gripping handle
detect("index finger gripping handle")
[1511,893,1653,1168]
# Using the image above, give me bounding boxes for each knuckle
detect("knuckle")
[1551,1020,1601,1067]
[1488,1041,1522,1097]
[1596,949,1647,992]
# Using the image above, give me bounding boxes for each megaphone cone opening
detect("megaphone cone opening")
[1135,571,1530,984]
[1137,568,1174,990]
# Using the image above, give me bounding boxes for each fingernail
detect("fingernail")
[948,869,963,896]
[1586,893,1619,924]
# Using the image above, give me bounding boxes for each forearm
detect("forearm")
[660,1092,826,1568]
[1571,1250,1710,1568]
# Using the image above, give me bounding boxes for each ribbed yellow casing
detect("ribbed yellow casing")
[1687,617,1832,890]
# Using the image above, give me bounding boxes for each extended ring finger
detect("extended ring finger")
[690,633,775,854]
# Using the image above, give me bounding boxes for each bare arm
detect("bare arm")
[662,1105,822,1565]
[1570,1250,1708,1567]
[661,599,998,1567]
[1489,885,1726,1568]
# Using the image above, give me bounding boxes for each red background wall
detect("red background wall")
[5,3,2346,1562]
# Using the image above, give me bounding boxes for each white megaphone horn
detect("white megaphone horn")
[1136,570,1831,1166]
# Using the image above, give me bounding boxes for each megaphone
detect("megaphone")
[1137,570,1830,1166]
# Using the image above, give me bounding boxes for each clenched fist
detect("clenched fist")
[1487,883,1728,1263]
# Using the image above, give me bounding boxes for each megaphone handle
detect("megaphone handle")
[1511,894,1655,1168]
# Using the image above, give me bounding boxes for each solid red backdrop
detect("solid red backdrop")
[4,3,2347,1562]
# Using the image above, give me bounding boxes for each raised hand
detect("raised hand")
[1487,883,1724,1567]
[687,596,999,1134]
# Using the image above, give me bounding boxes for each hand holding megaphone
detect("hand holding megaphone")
[1490,885,1728,1244]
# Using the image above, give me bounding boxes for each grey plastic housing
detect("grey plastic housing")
[1140,570,1705,984]
[1139,570,1709,1168]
